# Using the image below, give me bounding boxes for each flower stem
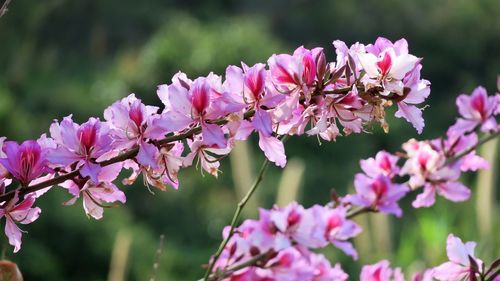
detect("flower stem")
[202,157,271,281]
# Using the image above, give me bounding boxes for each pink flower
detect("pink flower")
[431,132,489,172]
[411,270,434,281]
[433,234,483,281]
[183,137,232,177]
[61,163,126,219]
[48,116,112,183]
[396,64,431,134]
[358,40,419,96]
[104,94,164,168]
[0,193,41,252]
[123,141,184,190]
[360,151,400,179]
[0,140,49,186]
[268,46,322,96]
[156,73,239,148]
[350,174,409,217]
[358,37,429,133]
[400,139,472,208]
[360,260,406,281]
[449,86,498,134]
[224,63,287,167]
[310,205,361,259]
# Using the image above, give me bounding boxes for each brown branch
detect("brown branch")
[0,86,355,204]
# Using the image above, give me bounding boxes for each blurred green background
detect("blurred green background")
[0,0,499,280]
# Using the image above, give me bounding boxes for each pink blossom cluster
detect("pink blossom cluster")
[347,85,499,215]
[359,233,499,281]
[211,202,360,280]
[0,37,432,253]
[208,84,499,280]
[211,200,499,281]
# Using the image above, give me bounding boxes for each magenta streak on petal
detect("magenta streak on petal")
[377,52,392,76]
[129,101,144,128]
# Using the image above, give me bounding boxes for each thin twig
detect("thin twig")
[149,234,165,281]
[0,0,11,18]
[445,130,500,166]
[203,158,271,280]
[198,251,270,281]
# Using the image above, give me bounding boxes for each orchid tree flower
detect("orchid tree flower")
[0,193,41,252]
[360,150,400,179]
[183,136,231,177]
[104,94,164,168]
[48,116,112,183]
[360,260,406,281]
[433,234,483,281]
[358,37,429,133]
[123,141,184,190]
[156,72,241,148]
[224,63,287,167]
[61,163,125,220]
[349,173,409,217]
[309,205,362,259]
[0,140,49,186]
[400,139,471,208]
[449,86,499,134]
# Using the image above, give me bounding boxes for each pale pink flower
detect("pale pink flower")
[61,163,125,219]
[183,137,232,177]
[360,260,406,281]
[400,139,472,208]
[0,193,41,252]
[433,234,483,281]
[123,141,184,190]
[360,151,400,179]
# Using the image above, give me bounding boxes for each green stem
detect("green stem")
[203,158,271,281]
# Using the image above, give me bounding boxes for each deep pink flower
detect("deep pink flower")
[224,63,287,167]
[0,193,41,252]
[433,234,483,281]
[156,73,240,148]
[48,116,112,183]
[0,140,49,186]
[104,94,164,168]
[360,260,405,281]
[449,86,498,134]
[268,46,322,96]
[350,174,409,217]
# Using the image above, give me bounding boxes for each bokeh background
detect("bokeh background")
[0,0,499,280]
